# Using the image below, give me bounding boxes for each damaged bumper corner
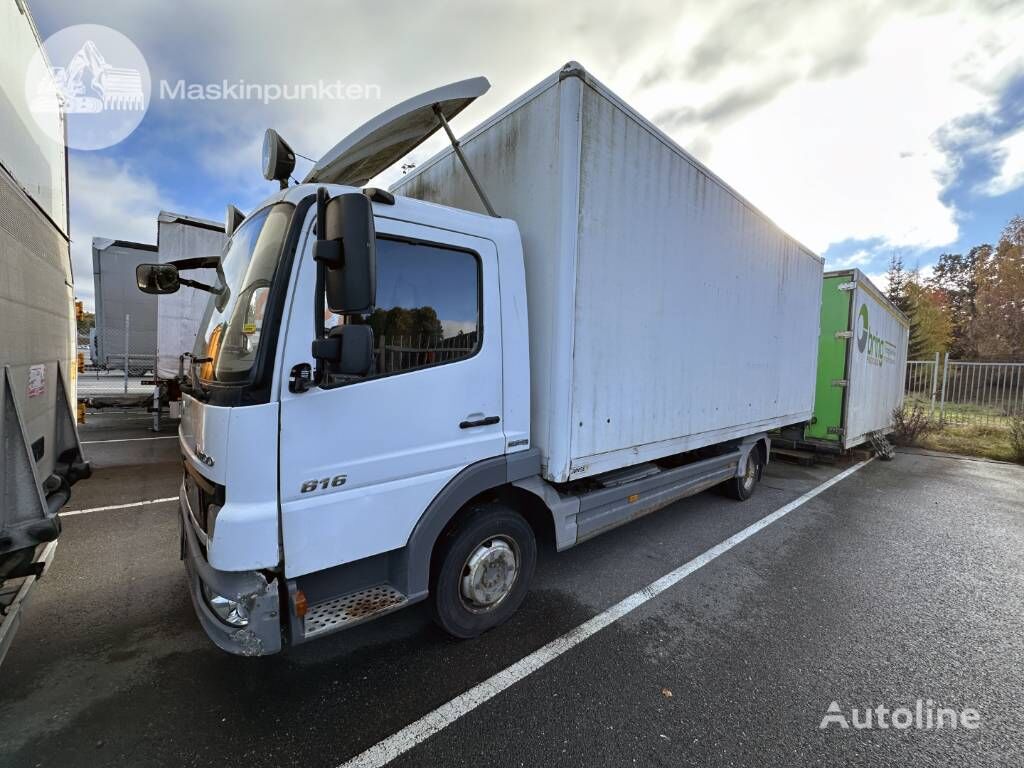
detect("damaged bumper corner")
[178,484,282,656]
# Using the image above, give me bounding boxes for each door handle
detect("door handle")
[460,415,500,429]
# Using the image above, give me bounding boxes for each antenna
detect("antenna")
[432,104,498,218]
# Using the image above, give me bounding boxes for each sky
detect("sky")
[24,0,1024,310]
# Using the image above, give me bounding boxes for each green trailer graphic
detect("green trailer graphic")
[805,270,910,449]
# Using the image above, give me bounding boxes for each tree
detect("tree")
[885,252,911,314]
[971,215,1024,359]
[76,310,95,345]
[365,306,443,340]
[906,281,953,358]
[927,248,984,358]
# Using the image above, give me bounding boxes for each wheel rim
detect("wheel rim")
[459,535,520,613]
[742,452,757,489]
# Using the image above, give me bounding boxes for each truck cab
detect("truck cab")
[171,177,535,654]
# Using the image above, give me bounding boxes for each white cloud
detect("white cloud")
[865,271,890,295]
[69,155,169,310]
[826,249,872,269]
[638,5,1024,255]
[39,0,1024,289]
[980,128,1024,196]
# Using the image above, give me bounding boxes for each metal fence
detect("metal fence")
[78,312,158,407]
[905,355,1024,426]
[376,334,476,374]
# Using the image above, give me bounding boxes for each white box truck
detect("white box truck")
[1,0,89,664]
[136,62,822,655]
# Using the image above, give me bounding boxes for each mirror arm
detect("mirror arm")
[170,256,220,271]
[178,277,224,295]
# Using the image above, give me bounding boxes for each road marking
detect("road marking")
[339,458,874,768]
[81,436,178,444]
[60,497,178,517]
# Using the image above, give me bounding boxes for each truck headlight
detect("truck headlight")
[201,583,250,627]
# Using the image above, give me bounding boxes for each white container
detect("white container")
[394,63,824,482]
[807,269,909,449]
[155,212,226,379]
[91,238,158,370]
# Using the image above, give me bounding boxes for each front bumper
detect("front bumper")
[178,483,282,656]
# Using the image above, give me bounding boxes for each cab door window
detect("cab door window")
[328,237,481,379]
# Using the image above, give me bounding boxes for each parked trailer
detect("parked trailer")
[802,269,909,450]
[155,212,226,380]
[1,0,89,665]
[91,238,158,374]
[136,62,822,655]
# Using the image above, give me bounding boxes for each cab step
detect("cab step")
[304,583,407,639]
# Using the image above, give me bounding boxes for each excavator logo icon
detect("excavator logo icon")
[26,24,151,150]
[33,39,145,115]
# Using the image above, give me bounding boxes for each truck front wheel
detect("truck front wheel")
[723,447,761,501]
[430,503,537,639]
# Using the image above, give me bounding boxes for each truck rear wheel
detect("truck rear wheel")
[723,447,760,501]
[430,503,536,639]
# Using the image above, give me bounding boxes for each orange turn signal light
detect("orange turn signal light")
[294,589,308,618]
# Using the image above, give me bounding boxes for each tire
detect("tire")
[430,503,537,639]
[723,446,760,501]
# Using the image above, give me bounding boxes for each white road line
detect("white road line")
[339,458,874,768]
[81,436,178,444]
[60,497,178,517]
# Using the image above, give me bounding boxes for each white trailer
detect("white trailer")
[155,212,226,380]
[1,0,89,664]
[136,63,822,655]
[92,238,158,374]
[802,269,910,450]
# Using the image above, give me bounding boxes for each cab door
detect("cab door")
[277,212,504,578]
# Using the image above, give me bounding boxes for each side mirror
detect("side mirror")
[136,263,180,294]
[225,204,246,237]
[311,324,375,377]
[313,189,375,314]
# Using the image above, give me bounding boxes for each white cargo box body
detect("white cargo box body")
[155,212,226,379]
[839,270,910,448]
[393,64,823,482]
[91,238,158,368]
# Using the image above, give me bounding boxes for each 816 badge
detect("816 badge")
[300,475,347,493]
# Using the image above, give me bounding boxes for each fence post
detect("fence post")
[938,352,949,424]
[123,313,130,395]
[930,351,939,413]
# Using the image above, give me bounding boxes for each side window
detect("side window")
[328,237,481,379]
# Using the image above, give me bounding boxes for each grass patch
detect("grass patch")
[909,422,1019,463]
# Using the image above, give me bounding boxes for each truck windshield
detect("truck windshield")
[194,202,293,383]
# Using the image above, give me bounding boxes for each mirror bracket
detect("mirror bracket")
[311,336,342,363]
[313,239,343,270]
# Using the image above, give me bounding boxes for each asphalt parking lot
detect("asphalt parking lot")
[1,414,1022,768]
